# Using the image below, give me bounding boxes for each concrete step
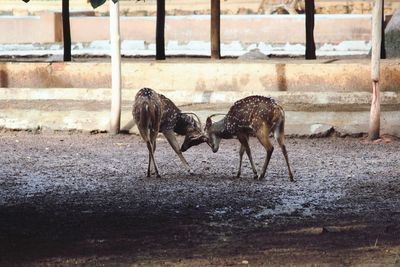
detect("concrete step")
[1,89,399,136]
[2,88,399,107]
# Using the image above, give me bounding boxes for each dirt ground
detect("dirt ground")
[0,130,399,266]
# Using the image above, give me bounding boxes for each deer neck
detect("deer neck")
[174,113,191,135]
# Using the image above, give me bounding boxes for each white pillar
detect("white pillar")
[109,0,121,135]
[369,0,383,140]
[371,0,382,82]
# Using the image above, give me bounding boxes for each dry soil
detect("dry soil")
[0,131,399,266]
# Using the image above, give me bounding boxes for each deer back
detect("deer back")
[224,95,283,135]
[158,94,206,151]
[174,113,200,135]
[158,94,181,132]
[133,88,162,136]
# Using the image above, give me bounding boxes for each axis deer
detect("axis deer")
[258,0,301,14]
[204,95,294,181]
[133,87,206,177]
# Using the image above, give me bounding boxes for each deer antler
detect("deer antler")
[182,112,203,129]
[207,113,227,120]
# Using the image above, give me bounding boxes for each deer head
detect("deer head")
[204,114,226,153]
[180,113,208,152]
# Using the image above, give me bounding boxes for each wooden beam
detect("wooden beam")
[211,0,221,59]
[62,0,71,61]
[156,0,166,60]
[305,0,316,59]
[381,0,386,59]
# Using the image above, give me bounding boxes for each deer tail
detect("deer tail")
[139,102,152,141]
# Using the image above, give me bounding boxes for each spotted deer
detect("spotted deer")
[204,95,294,181]
[133,88,206,177]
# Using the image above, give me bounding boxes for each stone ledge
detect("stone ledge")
[1,90,399,111]
[2,108,399,137]
[1,90,400,137]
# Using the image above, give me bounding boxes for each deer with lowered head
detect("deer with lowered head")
[133,87,206,178]
[204,95,294,181]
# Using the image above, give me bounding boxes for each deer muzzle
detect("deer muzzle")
[180,133,208,152]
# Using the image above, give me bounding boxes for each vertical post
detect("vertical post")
[62,0,71,61]
[156,0,166,60]
[381,0,386,59]
[110,0,121,135]
[211,0,221,59]
[369,0,383,140]
[305,0,316,59]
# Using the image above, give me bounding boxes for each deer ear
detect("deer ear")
[205,117,212,129]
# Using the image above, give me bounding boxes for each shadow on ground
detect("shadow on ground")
[0,132,399,266]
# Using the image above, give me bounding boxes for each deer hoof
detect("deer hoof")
[258,175,265,180]
[253,174,259,180]
[236,172,241,178]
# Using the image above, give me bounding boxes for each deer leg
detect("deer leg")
[138,129,154,177]
[150,130,161,178]
[256,125,274,180]
[280,144,294,182]
[236,143,245,178]
[147,152,151,177]
[151,139,158,174]
[146,141,161,178]
[238,134,258,179]
[275,122,294,182]
[163,131,193,175]
[146,139,157,176]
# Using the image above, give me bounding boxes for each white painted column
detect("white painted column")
[369,0,382,140]
[109,0,121,135]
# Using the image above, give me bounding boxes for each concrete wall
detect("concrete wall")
[1,60,400,93]
[0,12,62,43]
[0,13,372,45]
[70,14,372,44]
[1,59,400,136]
